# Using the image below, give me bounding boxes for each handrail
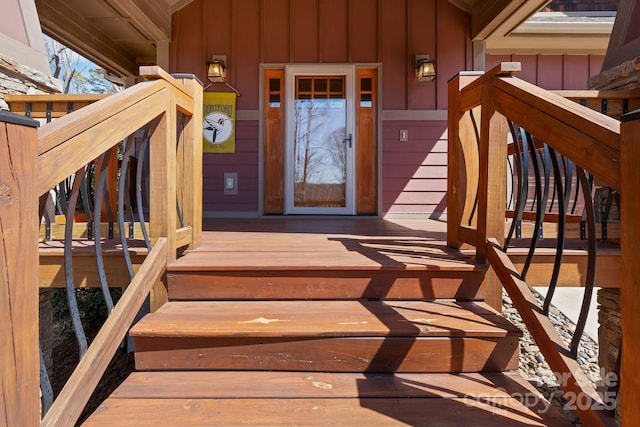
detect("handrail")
[448,62,626,426]
[41,238,168,427]
[487,239,614,427]
[0,67,202,426]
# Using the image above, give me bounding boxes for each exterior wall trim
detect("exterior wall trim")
[381,110,447,121]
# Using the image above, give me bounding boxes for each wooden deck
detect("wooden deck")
[168,217,487,301]
[188,217,477,270]
[83,217,573,425]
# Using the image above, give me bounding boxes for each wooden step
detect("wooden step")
[167,220,486,300]
[131,301,521,372]
[82,371,572,426]
[167,269,487,300]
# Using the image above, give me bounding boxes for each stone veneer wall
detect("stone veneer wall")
[0,53,60,110]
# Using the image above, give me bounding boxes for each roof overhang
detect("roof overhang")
[35,0,195,77]
[36,0,574,78]
[485,12,615,55]
[448,0,552,41]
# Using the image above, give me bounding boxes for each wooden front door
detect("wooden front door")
[263,66,377,215]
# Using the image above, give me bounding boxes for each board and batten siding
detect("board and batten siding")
[171,0,470,215]
[486,54,605,90]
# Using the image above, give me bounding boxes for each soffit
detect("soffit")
[36,0,545,77]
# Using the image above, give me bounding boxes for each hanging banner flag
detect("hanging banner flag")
[202,92,236,153]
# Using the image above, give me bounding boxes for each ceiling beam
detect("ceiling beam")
[107,0,171,42]
[36,0,138,76]
[471,0,551,41]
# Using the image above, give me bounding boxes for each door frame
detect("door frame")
[284,64,356,215]
[259,63,381,217]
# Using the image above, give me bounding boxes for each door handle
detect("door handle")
[343,133,352,148]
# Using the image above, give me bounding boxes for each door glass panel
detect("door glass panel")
[293,76,347,208]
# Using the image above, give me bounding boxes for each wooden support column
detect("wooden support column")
[476,80,508,311]
[174,74,203,249]
[447,72,483,248]
[149,90,177,311]
[0,112,40,426]
[620,109,640,426]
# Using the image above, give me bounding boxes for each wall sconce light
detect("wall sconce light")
[207,55,227,83]
[416,54,436,82]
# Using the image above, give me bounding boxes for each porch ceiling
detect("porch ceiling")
[35,0,548,78]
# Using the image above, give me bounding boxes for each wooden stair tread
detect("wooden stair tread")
[130,300,521,338]
[168,231,479,272]
[83,372,572,426]
[168,252,481,271]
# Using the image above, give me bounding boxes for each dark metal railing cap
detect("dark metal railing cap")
[621,108,640,123]
[0,110,40,127]
[171,73,204,87]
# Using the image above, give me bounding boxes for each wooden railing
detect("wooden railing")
[448,62,639,426]
[0,66,203,426]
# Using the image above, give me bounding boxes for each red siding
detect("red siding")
[487,54,606,90]
[171,0,471,215]
[381,121,448,215]
[202,121,259,213]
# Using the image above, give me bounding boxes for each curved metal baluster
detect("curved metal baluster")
[521,130,543,279]
[118,136,137,280]
[540,145,552,220]
[570,166,597,355]
[81,164,95,239]
[571,166,581,216]
[601,189,615,240]
[93,149,116,314]
[40,346,54,414]
[64,167,89,356]
[467,109,481,226]
[506,156,515,211]
[504,121,526,249]
[102,163,115,240]
[176,113,185,229]
[543,147,568,315]
[136,131,152,250]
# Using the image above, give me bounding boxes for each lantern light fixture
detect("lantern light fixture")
[415,54,436,82]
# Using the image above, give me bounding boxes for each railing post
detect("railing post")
[447,72,483,248]
[149,92,177,311]
[620,110,640,426]
[173,74,203,249]
[476,81,508,311]
[0,112,40,426]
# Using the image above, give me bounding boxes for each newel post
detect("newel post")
[476,80,508,311]
[149,91,177,311]
[173,74,203,249]
[619,110,640,426]
[0,112,40,426]
[447,71,483,249]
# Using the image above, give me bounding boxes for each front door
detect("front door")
[284,65,355,214]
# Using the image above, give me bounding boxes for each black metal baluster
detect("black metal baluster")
[136,128,152,251]
[93,150,116,314]
[64,167,89,357]
[570,167,597,355]
[118,136,137,280]
[467,109,481,227]
[521,130,542,280]
[543,148,568,315]
[504,121,526,249]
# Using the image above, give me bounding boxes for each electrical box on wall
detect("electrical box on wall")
[224,172,238,195]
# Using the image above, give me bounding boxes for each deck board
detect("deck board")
[130,300,519,338]
[169,218,478,272]
[84,372,572,426]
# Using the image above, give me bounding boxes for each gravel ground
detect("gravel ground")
[502,290,614,426]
